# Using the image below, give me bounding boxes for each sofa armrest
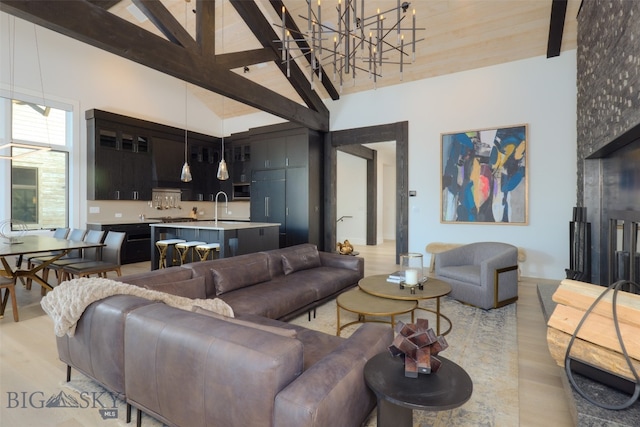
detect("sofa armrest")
[319,251,364,275]
[480,249,518,287]
[274,323,392,427]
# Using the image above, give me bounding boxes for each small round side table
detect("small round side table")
[364,352,472,427]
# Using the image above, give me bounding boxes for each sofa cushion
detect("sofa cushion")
[438,265,482,285]
[145,276,206,300]
[281,245,321,275]
[124,303,303,427]
[219,277,318,320]
[211,256,272,295]
[191,306,297,338]
[262,244,319,278]
[236,313,345,370]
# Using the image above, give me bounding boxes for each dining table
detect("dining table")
[0,235,105,293]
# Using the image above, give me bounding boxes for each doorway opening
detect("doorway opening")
[326,122,408,263]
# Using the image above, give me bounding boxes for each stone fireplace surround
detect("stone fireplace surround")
[559,2,640,422]
[577,1,640,285]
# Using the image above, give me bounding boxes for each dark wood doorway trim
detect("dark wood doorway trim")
[324,122,409,263]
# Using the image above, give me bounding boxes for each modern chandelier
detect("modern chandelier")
[275,0,424,92]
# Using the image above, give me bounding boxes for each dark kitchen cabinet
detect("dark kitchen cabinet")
[87,109,225,202]
[236,226,279,254]
[87,222,152,264]
[230,134,252,184]
[251,169,286,247]
[87,118,152,201]
[244,123,323,249]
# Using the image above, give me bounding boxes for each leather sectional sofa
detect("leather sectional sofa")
[55,244,392,427]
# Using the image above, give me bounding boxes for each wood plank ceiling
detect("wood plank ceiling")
[0,0,580,131]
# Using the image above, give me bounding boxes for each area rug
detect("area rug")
[290,295,519,427]
[62,295,518,427]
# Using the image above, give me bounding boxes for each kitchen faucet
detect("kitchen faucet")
[214,191,228,225]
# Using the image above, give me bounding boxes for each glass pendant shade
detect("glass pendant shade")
[216,158,229,180]
[180,161,192,182]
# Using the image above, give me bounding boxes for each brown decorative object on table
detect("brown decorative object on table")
[336,239,354,255]
[388,318,449,378]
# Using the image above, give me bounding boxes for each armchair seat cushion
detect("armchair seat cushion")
[435,241,518,309]
[438,265,481,285]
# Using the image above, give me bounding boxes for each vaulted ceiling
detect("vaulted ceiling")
[0,0,580,132]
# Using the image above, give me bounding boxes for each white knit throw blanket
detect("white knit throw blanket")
[41,277,234,337]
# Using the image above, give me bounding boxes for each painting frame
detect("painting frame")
[440,124,528,225]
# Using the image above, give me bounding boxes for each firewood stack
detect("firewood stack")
[546,279,640,381]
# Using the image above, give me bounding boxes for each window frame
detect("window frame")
[0,93,74,231]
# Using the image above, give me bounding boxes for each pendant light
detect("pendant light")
[180,84,192,182]
[180,128,192,182]
[179,1,192,182]
[216,98,229,181]
[216,1,229,181]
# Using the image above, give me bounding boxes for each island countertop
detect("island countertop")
[149,221,280,268]
[150,221,279,231]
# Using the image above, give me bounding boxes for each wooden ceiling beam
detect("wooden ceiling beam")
[195,0,215,58]
[86,0,120,10]
[269,0,340,101]
[547,0,568,58]
[216,49,278,69]
[0,0,329,131]
[229,0,329,117]
[132,0,198,51]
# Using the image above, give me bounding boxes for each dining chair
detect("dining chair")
[0,275,18,322]
[20,227,69,272]
[41,230,106,285]
[61,231,126,281]
[26,229,87,290]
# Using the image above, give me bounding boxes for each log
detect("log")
[552,279,640,327]
[547,327,640,382]
[547,304,640,360]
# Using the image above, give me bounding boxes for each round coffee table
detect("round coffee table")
[359,274,452,335]
[335,288,417,336]
[364,352,472,427]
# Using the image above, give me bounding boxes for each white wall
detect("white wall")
[329,52,578,280]
[0,14,226,227]
[1,12,577,280]
[336,151,367,245]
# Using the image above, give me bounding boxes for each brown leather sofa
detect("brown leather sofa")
[56,244,391,427]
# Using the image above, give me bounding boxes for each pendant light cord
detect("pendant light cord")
[33,24,51,147]
[220,0,225,161]
[184,0,188,162]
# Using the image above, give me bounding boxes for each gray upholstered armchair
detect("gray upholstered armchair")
[434,242,518,310]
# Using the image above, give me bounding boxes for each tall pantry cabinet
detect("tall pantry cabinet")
[242,123,323,250]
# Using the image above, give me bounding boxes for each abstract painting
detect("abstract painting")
[441,125,527,224]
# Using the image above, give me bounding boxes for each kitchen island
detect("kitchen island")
[150,221,280,269]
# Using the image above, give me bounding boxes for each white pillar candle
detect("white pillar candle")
[405,268,418,285]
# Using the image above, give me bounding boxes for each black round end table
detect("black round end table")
[364,352,473,427]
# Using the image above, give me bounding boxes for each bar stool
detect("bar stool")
[175,241,207,265]
[195,243,221,261]
[0,276,18,322]
[155,239,186,269]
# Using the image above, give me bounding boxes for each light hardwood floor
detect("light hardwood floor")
[0,241,574,426]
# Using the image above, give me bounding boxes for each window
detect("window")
[5,99,70,230]
[11,166,38,224]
